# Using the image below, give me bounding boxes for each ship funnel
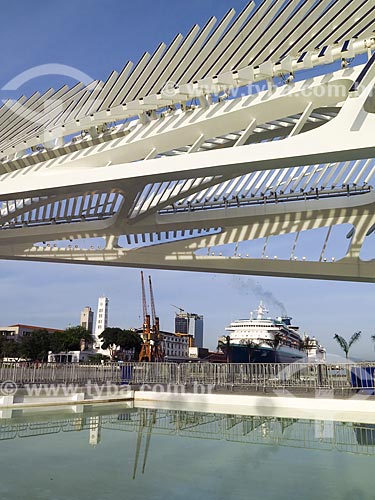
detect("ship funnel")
[256,301,268,320]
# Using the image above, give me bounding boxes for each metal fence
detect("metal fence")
[1,362,375,393]
[0,363,122,385]
[126,362,375,393]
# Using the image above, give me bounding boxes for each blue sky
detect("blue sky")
[0,0,374,359]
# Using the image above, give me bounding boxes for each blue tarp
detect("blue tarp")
[121,365,133,385]
[350,366,375,395]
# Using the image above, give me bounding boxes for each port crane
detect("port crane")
[132,408,156,480]
[138,271,164,362]
[171,304,184,313]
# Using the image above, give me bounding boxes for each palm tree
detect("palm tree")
[370,335,375,357]
[245,340,258,363]
[265,332,284,363]
[333,331,361,359]
[217,335,231,363]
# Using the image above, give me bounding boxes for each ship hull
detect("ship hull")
[223,345,305,364]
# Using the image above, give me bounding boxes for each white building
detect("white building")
[93,296,109,351]
[304,337,326,362]
[89,416,102,446]
[160,331,190,360]
[48,350,92,363]
[0,324,63,340]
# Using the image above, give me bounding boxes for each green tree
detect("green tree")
[99,327,125,359]
[19,329,51,361]
[265,332,284,363]
[99,328,142,360]
[245,340,258,363]
[52,326,92,352]
[118,330,143,359]
[0,335,4,358]
[217,335,231,362]
[88,353,110,363]
[1,339,23,360]
[333,331,361,359]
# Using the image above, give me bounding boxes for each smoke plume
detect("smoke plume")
[230,276,287,316]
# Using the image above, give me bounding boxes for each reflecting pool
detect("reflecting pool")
[0,403,374,500]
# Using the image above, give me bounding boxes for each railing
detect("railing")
[128,362,375,393]
[0,363,122,386]
[159,185,372,215]
[1,362,375,393]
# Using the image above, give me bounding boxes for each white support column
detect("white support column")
[289,102,314,137]
[319,226,333,262]
[145,148,158,160]
[234,118,257,147]
[188,134,205,154]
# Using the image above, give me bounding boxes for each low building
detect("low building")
[304,336,326,362]
[188,346,209,359]
[48,350,92,363]
[0,324,63,341]
[160,331,190,360]
[188,347,226,363]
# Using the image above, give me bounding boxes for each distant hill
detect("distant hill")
[325,353,375,363]
[350,356,375,363]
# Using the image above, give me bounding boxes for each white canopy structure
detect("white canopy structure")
[0,0,375,281]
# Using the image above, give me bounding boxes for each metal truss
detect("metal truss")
[1,0,375,281]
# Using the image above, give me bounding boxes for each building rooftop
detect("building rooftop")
[8,324,64,332]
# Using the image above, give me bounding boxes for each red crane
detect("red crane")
[141,271,150,338]
[148,275,160,335]
[138,272,163,362]
[141,271,148,324]
[148,275,163,361]
[139,271,151,361]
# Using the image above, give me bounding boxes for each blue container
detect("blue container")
[121,365,133,385]
[350,366,375,395]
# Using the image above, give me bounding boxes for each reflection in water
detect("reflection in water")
[0,407,374,477]
[354,424,375,446]
[89,416,102,446]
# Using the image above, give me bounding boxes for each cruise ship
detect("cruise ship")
[219,303,306,363]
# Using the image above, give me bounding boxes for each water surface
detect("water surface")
[0,404,374,500]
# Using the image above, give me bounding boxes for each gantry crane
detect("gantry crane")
[138,272,164,362]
